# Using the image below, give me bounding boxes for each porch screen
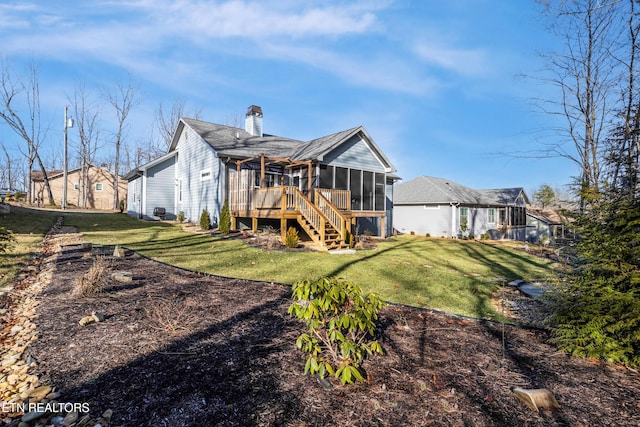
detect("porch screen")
[363,171,373,210]
[335,167,348,190]
[375,173,385,210]
[319,165,333,188]
[350,169,361,210]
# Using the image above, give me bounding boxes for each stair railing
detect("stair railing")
[294,189,327,244]
[315,190,350,242]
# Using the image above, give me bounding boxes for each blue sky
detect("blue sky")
[0,0,573,196]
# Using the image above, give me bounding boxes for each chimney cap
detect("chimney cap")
[246,105,263,117]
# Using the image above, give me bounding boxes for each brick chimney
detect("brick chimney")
[245,105,263,137]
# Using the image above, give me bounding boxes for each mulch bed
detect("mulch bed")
[23,234,640,426]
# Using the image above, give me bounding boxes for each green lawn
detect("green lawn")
[2,206,557,319]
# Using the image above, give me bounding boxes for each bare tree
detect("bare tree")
[70,84,102,208]
[106,76,140,210]
[603,0,640,199]
[536,0,622,209]
[0,58,52,204]
[1,144,13,189]
[149,100,202,159]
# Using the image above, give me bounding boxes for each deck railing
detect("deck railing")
[316,189,351,211]
[253,187,284,209]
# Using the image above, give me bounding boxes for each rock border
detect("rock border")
[0,217,113,426]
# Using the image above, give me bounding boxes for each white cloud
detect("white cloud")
[260,42,441,96]
[412,41,493,77]
[156,0,382,39]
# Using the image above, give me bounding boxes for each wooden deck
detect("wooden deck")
[229,184,385,250]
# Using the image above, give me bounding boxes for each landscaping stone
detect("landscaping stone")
[21,410,46,422]
[519,282,549,299]
[111,271,132,282]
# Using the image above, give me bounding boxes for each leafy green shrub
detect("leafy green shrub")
[547,200,640,366]
[481,232,490,240]
[119,198,125,213]
[468,233,475,240]
[425,233,431,238]
[177,211,185,223]
[288,277,386,385]
[285,226,299,248]
[410,231,415,235]
[218,200,231,233]
[199,208,211,231]
[0,227,16,253]
[549,282,640,365]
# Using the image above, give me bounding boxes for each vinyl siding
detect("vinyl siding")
[127,177,142,218]
[394,204,453,237]
[144,156,176,220]
[323,134,385,172]
[175,126,224,223]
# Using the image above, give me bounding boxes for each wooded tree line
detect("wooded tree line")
[539,0,640,366]
[0,58,200,208]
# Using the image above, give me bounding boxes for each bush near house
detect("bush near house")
[0,227,15,253]
[199,209,211,231]
[218,200,231,234]
[285,227,299,248]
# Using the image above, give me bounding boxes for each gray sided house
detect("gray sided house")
[126,105,398,250]
[393,176,528,240]
[526,206,574,244]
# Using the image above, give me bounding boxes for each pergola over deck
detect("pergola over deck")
[229,154,357,250]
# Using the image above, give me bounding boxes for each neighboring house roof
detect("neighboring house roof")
[395,176,527,206]
[479,187,529,205]
[526,206,566,224]
[31,165,123,181]
[166,117,397,173]
[31,170,63,182]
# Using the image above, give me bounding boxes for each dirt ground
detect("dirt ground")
[11,228,640,426]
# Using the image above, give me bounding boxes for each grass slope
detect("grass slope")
[3,206,557,319]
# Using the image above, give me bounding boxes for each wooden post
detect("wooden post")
[231,216,237,230]
[260,154,265,189]
[380,216,386,238]
[281,218,287,242]
[307,161,312,197]
[252,217,258,232]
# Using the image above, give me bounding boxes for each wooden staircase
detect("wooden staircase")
[296,215,349,251]
[293,189,350,251]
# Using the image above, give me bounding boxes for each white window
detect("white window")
[201,169,211,181]
[459,207,469,229]
[487,208,496,224]
[95,183,103,191]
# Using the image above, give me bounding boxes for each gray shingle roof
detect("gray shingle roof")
[291,127,360,160]
[182,118,303,159]
[394,176,526,206]
[177,118,396,174]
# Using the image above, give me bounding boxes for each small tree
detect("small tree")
[534,184,556,209]
[199,208,211,231]
[0,227,15,254]
[218,200,231,233]
[285,226,299,248]
[288,277,385,385]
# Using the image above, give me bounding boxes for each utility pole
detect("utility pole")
[62,106,73,209]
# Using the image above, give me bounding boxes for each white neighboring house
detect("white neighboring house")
[393,176,529,240]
